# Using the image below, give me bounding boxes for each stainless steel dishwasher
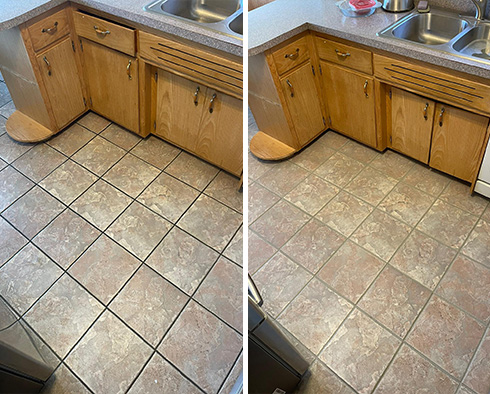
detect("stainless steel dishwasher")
[248,276,309,394]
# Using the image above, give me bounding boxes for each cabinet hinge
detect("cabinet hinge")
[312,65,315,76]
[83,97,86,106]
[89,97,93,106]
[319,64,322,75]
[154,72,158,82]
[389,89,392,99]
[323,116,326,126]
[328,116,332,126]
[80,40,84,52]
[389,135,392,144]
[71,40,76,52]
[153,121,156,130]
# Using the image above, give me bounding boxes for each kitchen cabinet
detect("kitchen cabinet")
[390,87,435,163]
[35,38,85,129]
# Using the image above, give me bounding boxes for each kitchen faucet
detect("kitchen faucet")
[470,0,488,20]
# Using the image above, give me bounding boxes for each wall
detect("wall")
[420,0,490,18]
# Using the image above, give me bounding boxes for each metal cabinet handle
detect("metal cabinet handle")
[43,56,52,76]
[94,25,110,35]
[363,80,368,98]
[287,79,294,97]
[42,21,58,33]
[438,107,445,127]
[126,59,132,80]
[335,49,351,57]
[284,48,299,60]
[423,103,429,120]
[209,93,217,113]
[194,86,200,106]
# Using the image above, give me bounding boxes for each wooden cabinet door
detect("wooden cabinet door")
[430,103,489,182]
[322,62,377,147]
[391,87,435,163]
[154,69,205,151]
[81,39,139,133]
[197,89,243,176]
[36,38,85,129]
[280,61,325,146]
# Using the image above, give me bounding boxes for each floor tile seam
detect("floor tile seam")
[0,138,37,164]
[53,361,96,394]
[214,349,243,394]
[246,229,283,275]
[96,132,143,154]
[0,165,37,212]
[200,189,244,216]
[76,117,112,136]
[308,356,361,394]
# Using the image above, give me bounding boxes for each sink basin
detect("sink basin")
[452,25,490,60]
[228,13,242,35]
[391,13,469,45]
[159,0,240,23]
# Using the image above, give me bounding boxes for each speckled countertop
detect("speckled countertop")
[249,0,490,79]
[0,0,243,56]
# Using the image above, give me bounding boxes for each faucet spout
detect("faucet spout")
[470,0,488,20]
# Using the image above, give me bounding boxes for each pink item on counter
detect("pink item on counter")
[349,0,376,10]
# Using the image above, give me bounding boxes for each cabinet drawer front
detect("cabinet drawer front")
[374,54,490,115]
[271,35,310,76]
[316,37,372,74]
[27,9,70,52]
[73,11,135,56]
[139,31,242,98]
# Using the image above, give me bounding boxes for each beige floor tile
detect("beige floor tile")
[218,352,243,394]
[130,135,181,169]
[407,296,485,379]
[390,230,457,290]
[463,328,490,394]
[72,136,125,176]
[289,142,335,171]
[319,309,400,394]
[138,172,199,223]
[278,278,352,354]
[128,354,200,394]
[315,191,374,237]
[33,209,100,269]
[178,195,242,252]
[194,256,242,331]
[378,183,435,226]
[437,255,490,323]
[252,252,311,318]
[0,101,15,119]
[257,160,309,196]
[294,360,355,394]
[482,205,490,222]
[375,345,458,394]
[25,275,103,357]
[39,160,98,205]
[159,300,242,394]
[205,171,243,213]
[146,227,219,295]
[417,200,478,249]
[0,244,62,314]
[100,123,141,150]
[165,152,219,190]
[42,364,90,394]
[0,116,6,137]
[71,180,132,231]
[69,235,140,304]
[12,144,66,182]
[340,140,380,163]
[248,151,274,181]
[223,226,243,266]
[46,124,95,156]
[351,210,411,261]
[250,200,310,249]
[282,219,345,273]
[318,240,384,303]
[457,386,475,394]
[0,216,27,267]
[76,112,110,133]
[314,152,365,187]
[345,167,398,206]
[285,175,339,216]
[403,165,450,196]
[3,186,64,239]
[66,311,152,394]
[440,180,488,216]
[103,154,160,198]
[106,202,172,260]
[462,219,490,268]
[0,133,35,163]
[248,182,280,224]
[110,265,188,346]
[0,158,6,170]
[0,166,33,211]
[369,150,415,180]
[358,266,431,337]
[248,231,277,275]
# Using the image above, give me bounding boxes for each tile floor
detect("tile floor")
[249,110,490,394]
[0,77,243,394]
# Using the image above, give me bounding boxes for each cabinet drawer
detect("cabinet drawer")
[271,35,310,76]
[27,9,70,52]
[73,11,135,56]
[316,37,372,74]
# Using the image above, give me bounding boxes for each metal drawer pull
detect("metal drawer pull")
[42,21,58,33]
[439,107,445,126]
[94,25,111,35]
[209,93,217,113]
[335,49,351,57]
[43,56,52,76]
[284,48,299,60]
[194,86,200,106]
[363,80,368,98]
[287,79,294,97]
[126,59,132,80]
[423,103,429,120]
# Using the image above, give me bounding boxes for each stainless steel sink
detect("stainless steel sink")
[391,13,468,45]
[378,8,490,64]
[145,0,242,39]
